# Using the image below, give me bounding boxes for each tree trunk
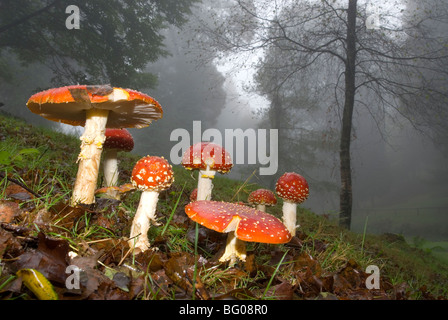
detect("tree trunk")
[268,86,283,190]
[339,0,357,229]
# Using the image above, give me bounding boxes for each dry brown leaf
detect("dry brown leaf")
[0,228,22,259]
[11,232,69,286]
[264,281,295,300]
[0,201,22,223]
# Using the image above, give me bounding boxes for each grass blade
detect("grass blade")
[262,249,289,299]
[161,182,186,236]
[361,215,369,254]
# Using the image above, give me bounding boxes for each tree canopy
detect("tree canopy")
[0,0,199,88]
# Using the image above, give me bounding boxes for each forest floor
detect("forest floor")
[1,111,447,301]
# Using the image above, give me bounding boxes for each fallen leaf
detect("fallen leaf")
[134,251,165,273]
[95,186,119,195]
[127,274,146,299]
[48,202,87,230]
[87,279,129,300]
[164,252,210,299]
[150,268,174,297]
[264,281,295,300]
[0,228,22,259]
[4,184,34,200]
[118,183,135,194]
[336,259,363,290]
[66,250,125,299]
[33,208,52,228]
[12,232,70,285]
[0,201,21,223]
[294,251,322,277]
[164,253,195,293]
[296,269,325,297]
[16,268,58,300]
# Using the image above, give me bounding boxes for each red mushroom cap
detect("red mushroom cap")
[181,142,233,174]
[26,85,163,128]
[131,156,174,192]
[248,189,277,206]
[104,128,134,152]
[190,188,198,202]
[185,200,291,244]
[275,172,309,204]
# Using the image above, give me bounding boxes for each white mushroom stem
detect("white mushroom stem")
[103,149,119,187]
[219,232,247,266]
[102,149,120,199]
[256,204,266,212]
[71,108,109,206]
[219,216,246,265]
[196,165,216,201]
[128,190,160,253]
[282,200,298,236]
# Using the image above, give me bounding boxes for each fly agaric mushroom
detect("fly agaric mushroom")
[190,188,198,202]
[26,85,162,207]
[185,200,291,265]
[181,142,232,201]
[129,156,174,253]
[275,172,309,237]
[102,128,134,199]
[248,189,277,212]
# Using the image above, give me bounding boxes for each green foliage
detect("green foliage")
[0,0,199,88]
[0,148,40,172]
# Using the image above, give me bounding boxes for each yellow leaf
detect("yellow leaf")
[16,269,58,300]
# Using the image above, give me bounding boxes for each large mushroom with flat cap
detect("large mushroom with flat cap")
[129,155,174,253]
[185,200,291,265]
[181,142,232,201]
[275,172,309,237]
[102,128,134,199]
[248,189,277,212]
[26,85,162,207]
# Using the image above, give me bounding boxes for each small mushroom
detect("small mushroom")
[26,85,162,207]
[247,189,277,212]
[181,142,232,201]
[189,188,198,202]
[129,156,174,253]
[102,128,134,199]
[275,172,309,236]
[185,200,291,265]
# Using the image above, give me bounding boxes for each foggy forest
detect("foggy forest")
[0,0,447,302]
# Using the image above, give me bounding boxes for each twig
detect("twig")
[0,172,42,198]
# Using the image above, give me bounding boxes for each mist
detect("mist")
[352,109,448,240]
[1,0,447,243]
